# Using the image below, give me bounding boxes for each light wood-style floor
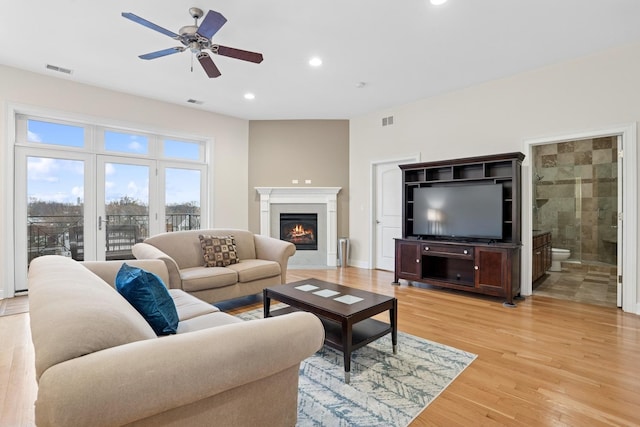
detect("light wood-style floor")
[3,267,640,426]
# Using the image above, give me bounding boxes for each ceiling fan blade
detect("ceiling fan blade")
[196,10,227,40]
[197,52,222,78]
[212,45,264,64]
[139,47,185,60]
[122,12,179,39]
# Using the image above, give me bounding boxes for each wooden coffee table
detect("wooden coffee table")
[264,278,397,383]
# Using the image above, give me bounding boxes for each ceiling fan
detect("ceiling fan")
[122,7,264,78]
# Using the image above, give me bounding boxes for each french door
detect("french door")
[15,150,205,291]
[11,113,208,294]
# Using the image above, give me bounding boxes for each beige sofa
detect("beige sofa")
[28,255,324,427]
[132,229,295,303]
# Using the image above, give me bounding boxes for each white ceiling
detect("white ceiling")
[2,1,640,120]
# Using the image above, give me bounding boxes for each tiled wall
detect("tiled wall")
[533,137,617,265]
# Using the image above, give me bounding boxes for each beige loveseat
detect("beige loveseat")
[132,229,295,303]
[28,255,324,427]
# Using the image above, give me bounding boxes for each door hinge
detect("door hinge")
[618,150,624,159]
[618,212,623,221]
[618,275,623,284]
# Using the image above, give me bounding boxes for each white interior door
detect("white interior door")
[374,162,403,271]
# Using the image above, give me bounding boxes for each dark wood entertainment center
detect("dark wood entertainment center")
[393,152,525,307]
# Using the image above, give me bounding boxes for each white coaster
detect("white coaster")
[334,295,363,305]
[295,284,319,292]
[313,289,340,298]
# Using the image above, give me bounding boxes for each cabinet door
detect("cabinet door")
[394,240,422,281]
[474,247,508,295]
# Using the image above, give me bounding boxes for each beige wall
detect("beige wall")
[350,42,640,311]
[248,120,349,236]
[0,65,249,297]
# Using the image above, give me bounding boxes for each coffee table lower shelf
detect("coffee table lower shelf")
[269,306,396,382]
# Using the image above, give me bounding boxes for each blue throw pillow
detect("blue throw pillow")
[115,263,179,336]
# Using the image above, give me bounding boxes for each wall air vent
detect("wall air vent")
[382,115,394,126]
[186,99,204,105]
[45,64,73,75]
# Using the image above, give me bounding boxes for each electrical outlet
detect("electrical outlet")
[292,179,299,184]
[305,179,312,184]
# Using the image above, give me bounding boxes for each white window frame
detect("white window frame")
[3,104,211,297]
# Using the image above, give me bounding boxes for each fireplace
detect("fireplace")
[280,213,318,250]
[256,187,341,267]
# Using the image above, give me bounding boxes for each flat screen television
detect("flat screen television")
[412,183,503,240]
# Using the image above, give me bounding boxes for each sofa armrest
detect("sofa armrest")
[253,234,296,283]
[132,242,182,289]
[35,312,324,427]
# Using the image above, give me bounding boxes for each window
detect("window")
[105,130,149,154]
[163,139,201,160]
[27,119,84,148]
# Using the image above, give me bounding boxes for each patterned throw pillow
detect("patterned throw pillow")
[199,234,240,267]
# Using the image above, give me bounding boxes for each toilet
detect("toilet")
[550,248,571,272]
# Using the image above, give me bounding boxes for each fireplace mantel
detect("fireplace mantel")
[255,187,341,267]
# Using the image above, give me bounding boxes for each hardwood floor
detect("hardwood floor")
[3,267,640,426]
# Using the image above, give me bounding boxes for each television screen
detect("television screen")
[413,183,503,240]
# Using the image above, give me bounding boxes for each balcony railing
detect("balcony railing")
[27,213,200,262]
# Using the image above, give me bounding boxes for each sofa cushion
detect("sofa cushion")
[226,259,281,283]
[180,266,238,292]
[116,263,179,336]
[169,289,219,321]
[199,235,240,267]
[176,311,243,333]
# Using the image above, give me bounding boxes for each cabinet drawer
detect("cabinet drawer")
[533,232,551,248]
[422,244,473,257]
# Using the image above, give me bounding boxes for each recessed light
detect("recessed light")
[430,0,448,5]
[244,93,255,100]
[309,57,322,67]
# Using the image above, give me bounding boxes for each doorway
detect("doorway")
[531,136,619,307]
[524,125,637,313]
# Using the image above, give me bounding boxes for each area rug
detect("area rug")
[238,306,477,427]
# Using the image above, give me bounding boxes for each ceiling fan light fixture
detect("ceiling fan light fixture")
[244,93,255,100]
[189,41,201,53]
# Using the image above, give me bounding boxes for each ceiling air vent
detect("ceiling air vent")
[186,99,204,105]
[45,64,73,75]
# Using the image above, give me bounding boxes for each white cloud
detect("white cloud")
[27,130,42,142]
[28,157,59,182]
[105,163,116,175]
[128,140,144,152]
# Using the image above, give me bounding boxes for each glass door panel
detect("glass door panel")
[97,157,153,260]
[26,157,85,261]
[14,148,92,292]
[164,167,202,232]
